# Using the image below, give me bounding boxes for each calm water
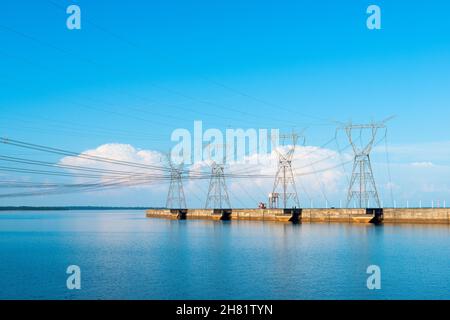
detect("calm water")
[0,210,449,300]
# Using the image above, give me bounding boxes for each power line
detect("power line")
[384,128,395,207]
[43,0,336,127]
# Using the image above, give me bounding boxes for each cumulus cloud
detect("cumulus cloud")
[60,143,163,166]
[57,140,450,208]
[59,143,167,188]
[222,145,347,205]
[58,143,349,207]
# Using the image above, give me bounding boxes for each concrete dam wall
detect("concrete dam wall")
[382,208,450,224]
[146,208,450,224]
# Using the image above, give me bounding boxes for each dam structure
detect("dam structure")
[146,207,450,224]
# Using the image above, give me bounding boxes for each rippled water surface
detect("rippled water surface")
[0,210,449,299]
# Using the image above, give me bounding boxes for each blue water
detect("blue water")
[0,210,449,300]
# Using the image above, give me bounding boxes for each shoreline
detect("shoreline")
[0,206,155,211]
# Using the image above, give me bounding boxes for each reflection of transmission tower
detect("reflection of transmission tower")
[166,157,186,209]
[270,132,300,209]
[205,143,231,209]
[342,119,391,208]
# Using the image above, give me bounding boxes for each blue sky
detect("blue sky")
[1,0,450,206]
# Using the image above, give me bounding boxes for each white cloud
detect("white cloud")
[58,143,348,207]
[60,143,163,167]
[56,141,450,207]
[59,143,167,189]
[224,145,346,203]
[373,140,450,163]
[410,161,434,168]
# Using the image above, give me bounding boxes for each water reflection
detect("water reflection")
[0,211,449,299]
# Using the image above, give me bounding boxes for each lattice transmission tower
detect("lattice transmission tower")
[270,132,301,209]
[205,143,231,209]
[341,118,392,208]
[166,156,187,209]
[205,161,231,209]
